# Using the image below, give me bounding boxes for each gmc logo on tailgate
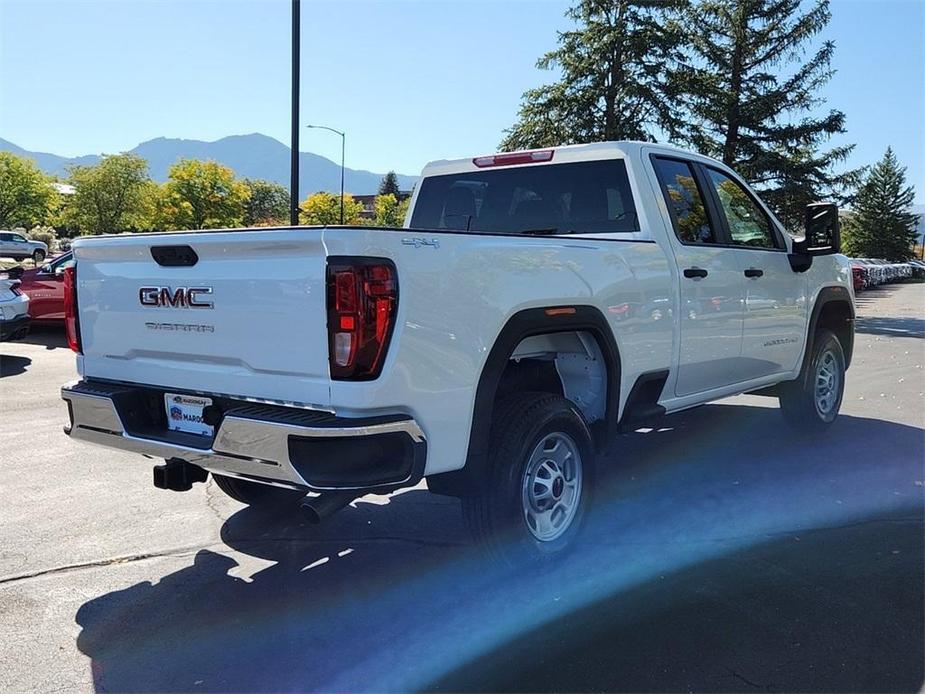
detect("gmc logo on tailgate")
[139,286,213,309]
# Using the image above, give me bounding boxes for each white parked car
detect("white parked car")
[60,141,854,563]
[0,278,30,341]
[0,230,47,263]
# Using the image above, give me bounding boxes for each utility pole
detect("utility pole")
[289,0,300,226]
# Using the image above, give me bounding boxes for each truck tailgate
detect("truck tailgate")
[73,228,332,408]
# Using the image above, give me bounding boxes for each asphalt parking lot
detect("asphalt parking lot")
[1,283,923,692]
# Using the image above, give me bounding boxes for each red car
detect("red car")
[18,251,75,321]
[850,262,868,293]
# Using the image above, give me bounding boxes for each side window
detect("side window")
[652,158,716,244]
[706,168,779,249]
[12,234,26,243]
[52,254,75,272]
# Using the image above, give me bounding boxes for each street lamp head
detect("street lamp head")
[305,124,345,137]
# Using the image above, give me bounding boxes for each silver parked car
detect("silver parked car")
[0,278,30,340]
[0,230,47,262]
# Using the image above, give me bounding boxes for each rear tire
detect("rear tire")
[779,329,845,432]
[212,474,305,506]
[463,392,595,566]
[32,249,45,263]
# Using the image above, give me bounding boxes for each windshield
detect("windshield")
[409,159,639,235]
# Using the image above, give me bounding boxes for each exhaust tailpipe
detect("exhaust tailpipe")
[300,491,357,524]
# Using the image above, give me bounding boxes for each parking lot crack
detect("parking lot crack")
[203,477,226,525]
[0,544,212,585]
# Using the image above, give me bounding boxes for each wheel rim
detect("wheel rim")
[814,349,840,417]
[520,432,583,542]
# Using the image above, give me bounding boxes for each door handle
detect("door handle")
[744,268,764,278]
[683,267,709,279]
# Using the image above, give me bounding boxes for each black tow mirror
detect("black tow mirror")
[796,202,840,255]
[789,202,840,272]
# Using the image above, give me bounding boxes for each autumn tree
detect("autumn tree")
[373,194,404,227]
[162,159,249,229]
[298,192,363,226]
[0,152,56,228]
[243,179,289,226]
[500,0,685,150]
[67,153,151,234]
[677,0,858,230]
[842,148,918,260]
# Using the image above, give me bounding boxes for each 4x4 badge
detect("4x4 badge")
[401,238,440,249]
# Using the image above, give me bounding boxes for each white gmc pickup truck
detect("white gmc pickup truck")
[61,142,854,562]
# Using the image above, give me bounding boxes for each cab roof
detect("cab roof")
[420,140,714,178]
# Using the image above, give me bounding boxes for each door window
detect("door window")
[705,168,780,249]
[652,158,716,244]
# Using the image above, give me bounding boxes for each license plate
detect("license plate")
[164,393,213,437]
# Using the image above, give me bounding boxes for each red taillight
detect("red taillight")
[472,149,554,168]
[326,259,397,380]
[63,265,82,353]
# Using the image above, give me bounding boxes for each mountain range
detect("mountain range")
[0,133,418,198]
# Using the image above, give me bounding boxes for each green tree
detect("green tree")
[842,148,918,261]
[0,152,55,228]
[243,179,289,226]
[500,0,685,150]
[378,171,401,198]
[677,0,858,231]
[67,153,150,234]
[373,194,404,227]
[298,192,364,226]
[162,159,250,230]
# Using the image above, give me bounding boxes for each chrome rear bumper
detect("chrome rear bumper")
[61,380,426,492]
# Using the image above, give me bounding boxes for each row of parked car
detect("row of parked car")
[849,257,925,292]
[0,250,75,340]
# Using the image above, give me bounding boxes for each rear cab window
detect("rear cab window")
[409,160,639,235]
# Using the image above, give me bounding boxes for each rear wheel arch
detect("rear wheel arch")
[428,305,621,497]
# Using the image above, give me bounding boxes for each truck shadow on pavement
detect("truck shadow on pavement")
[0,354,31,377]
[854,315,925,339]
[74,404,924,693]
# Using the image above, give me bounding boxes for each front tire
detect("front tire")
[463,392,595,566]
[212,474,305,507]
[779,329,845,432]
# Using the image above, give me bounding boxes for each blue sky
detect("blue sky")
[1,0,922,201]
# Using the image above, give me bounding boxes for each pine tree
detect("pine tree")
[678,0,859,231]
[378,171,401,198]
[499,0,685,150]
[844,148,918,261]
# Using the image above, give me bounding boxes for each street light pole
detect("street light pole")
[306,125,346,224]
[289,0,300,226]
